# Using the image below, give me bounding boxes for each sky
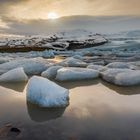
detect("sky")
[0,0,140,35]
[0,0,140,20]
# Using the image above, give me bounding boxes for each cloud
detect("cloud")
[0,0,140,35]
[1,15,140,35]
[0,0,140,20]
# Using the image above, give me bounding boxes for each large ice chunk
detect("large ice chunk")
[101,68,140,86]
[41,66,63,79]
[0,67,28,82]
[106,62,131,69]
[87,64,105,72]
[59,57,87,67]
[100,68,132,83]
[26,76,69,108]
[0,57,51,75]
[114,70,140,86]
[56,67,99,81]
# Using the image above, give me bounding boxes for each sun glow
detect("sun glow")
[47,12,59,19]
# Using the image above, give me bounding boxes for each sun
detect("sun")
[47,12,58,19]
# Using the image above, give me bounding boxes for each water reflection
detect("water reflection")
[0,82,26,92]
[1,79,140,139]
[101,80,140,95]
[27,102,66,122]
[57,79,99,89]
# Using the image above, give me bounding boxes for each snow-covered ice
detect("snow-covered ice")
[0,67,28,82]
[26,76,69,108]
[56,67,99,81]
[0,30,107,52]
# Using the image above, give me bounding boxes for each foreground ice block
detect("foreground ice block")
[56,67,99,81]
[0,67,28,82]
[26,76,69,108]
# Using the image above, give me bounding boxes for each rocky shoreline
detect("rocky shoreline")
[0,32,107,52]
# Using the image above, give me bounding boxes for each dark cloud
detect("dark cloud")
[0,0,28,4]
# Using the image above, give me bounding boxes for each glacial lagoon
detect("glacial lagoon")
[1,79,140,140]
[1,30,140,140]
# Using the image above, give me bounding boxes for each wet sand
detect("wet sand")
[1,79,140,140]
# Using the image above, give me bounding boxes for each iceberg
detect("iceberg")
[114,70,140,86]
[59,57,87,67]
[87,64,105,72]
[0,67,28,82]
[100,68,132,83]
[41,65,63,79]
[101,68,140,86]
[106,62,131,69]
[0,57,51,75]
[26,76,69,108]
[56,67,99,81]
[0,57,12,64]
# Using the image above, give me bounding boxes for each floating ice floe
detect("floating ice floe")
[0,57,52,75]
[59,57,87,67]
[0,67,28,82]
[106,62,131,69]
[56,67,99,81]
[114,70,140,86]
[115,52,135,57]
[92,61,105,66]
[0,57,12,64]
[41,65,63,79]
[100,68,132,83]
[130,61,140,67]
[87,64,105,72]
[26,76,69,108]
[101,68,140,86]
[72,55,83,60]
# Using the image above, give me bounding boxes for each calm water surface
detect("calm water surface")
[0,79,140,140]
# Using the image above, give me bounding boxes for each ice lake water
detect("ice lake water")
[1,79,140,140]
